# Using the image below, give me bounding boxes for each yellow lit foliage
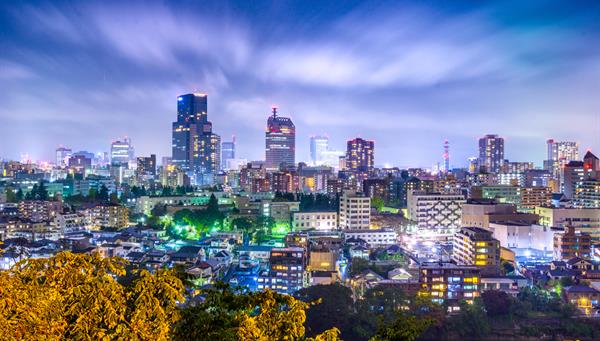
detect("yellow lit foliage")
[237,289,341,341]
[0,252,185,340]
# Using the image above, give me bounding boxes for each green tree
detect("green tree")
[481,290,513,316]
[371,197,385,212]
[296,284,355,339]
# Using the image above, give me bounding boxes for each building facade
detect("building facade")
[339,191,371,230]
[265,107,295,170]
[478,134,504,173]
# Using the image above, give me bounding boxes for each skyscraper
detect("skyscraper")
[346,137,374,175]
[111,137,133,167]
[545,139,579,179]
[221,137,236,170]
[310,136,328,166]
[55,146,72,167]
[443,140,450,173]
[171,93,220,185]
[265,107,295,170]
[478,134,504,173]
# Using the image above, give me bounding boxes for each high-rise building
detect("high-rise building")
[346,138,374,178]
[443,140,450,173]
[265,107,295,170]
[111,138,133,167]
[136,154,156,182]
[478,134,504,173]
[171,93,220,184]
[310,136,329,166]
[339,191,371,230]
[55,146,72,168]
[221,137,236,170]
[545,139,579,179]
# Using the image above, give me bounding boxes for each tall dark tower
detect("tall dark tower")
[171,93,220,185]
[346,137,374,176]
[478,134,504,173]
[265,106,295,170]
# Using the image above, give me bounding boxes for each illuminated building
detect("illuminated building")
[310,136,329,166]
[308,246,337,272]
[490,222,554,257]
[55,146,72,168]
[461,199,539,229]
[136,154,156,183]
[110,137,133,167]
[520,186,552,210]
[407,191,465,237]
[343,228,397,246]
[270,170,300,193]
[265,107,295,170]
[326,178,344,195]
[339,191,371,230]
[478,134,504,173]
[535,206,600,242]
[18,200,62,222]
[221,138,235,170]
[68,155,92,174]
[564,285,600,315]
[345,137,374,180]
[88,204,129,230]
[554,225,591,260]
[545,139,579,180]
[575,179,600,208]
[419,262,480,308]
[259,247,306,294]
[171,93,221,184]
[562,151,599,198]
[452,227,500,268]
[293,211,337,231]
[504,161,534,174]
[471,185,520,206]
[160,164,190,188]
[362,178,389,203]
[261,200,300,225]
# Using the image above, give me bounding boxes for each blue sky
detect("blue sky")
[1,0,599,168]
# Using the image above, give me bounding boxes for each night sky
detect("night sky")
[1,0,599,168]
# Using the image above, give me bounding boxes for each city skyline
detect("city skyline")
[2,1,600,167]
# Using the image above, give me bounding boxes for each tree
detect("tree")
[445,301,490,338]
[349,257,371,277]
[0,252,185,339]
[98,185,110,202]
[371,197,385,212]
[481,290,513,316]
[296,284,354,339]
[175,283,340,341]
[501,261,515,274]
[237,290,341,341]
[5,188,17,203]
[371,313,434,341]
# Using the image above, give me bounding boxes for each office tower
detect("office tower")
[55,146,72,167]
[545,139,579,179]
[478,134,504,173]
[265,107,295,170]
[172,93,207,172]
[221,137,235,170]
[171,93,220,184]
[562,151,599,199]
[310,136,328,166]
[111,138,133,167]
[453,227,500,268]
[346,137,374,178]
[339,191,371,230]
[443,140,450,173]
[136,154,156,181]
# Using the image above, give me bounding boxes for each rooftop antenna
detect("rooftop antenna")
[271,105,278,117]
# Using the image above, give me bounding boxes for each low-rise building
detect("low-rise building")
[292,211,337,231]
[553,225,592,260]
[419,262,480,308]
[343,228,397,246]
